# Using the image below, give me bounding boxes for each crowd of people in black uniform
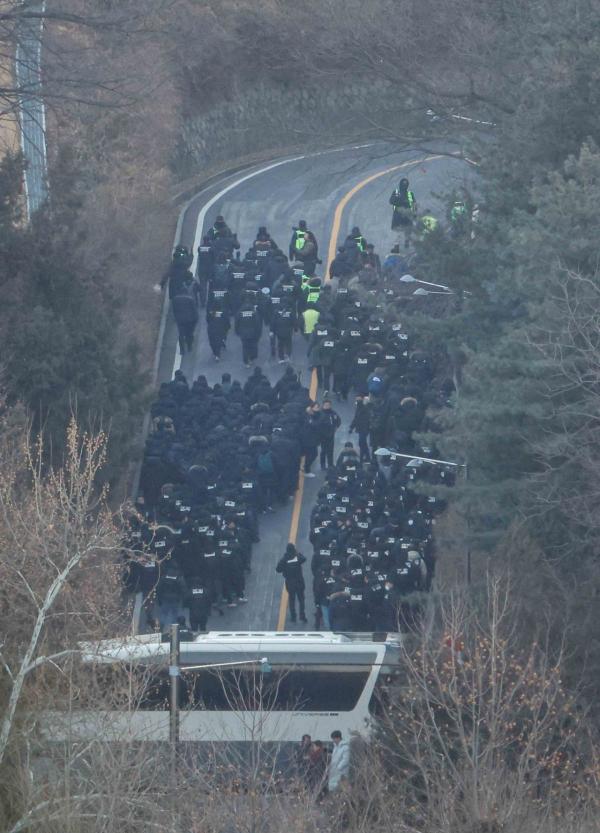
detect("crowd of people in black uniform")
[128,179,457,634]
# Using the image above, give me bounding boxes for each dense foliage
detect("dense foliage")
[0,153,147,475]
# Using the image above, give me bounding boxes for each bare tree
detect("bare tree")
[0,0,173,124]
[344,578,600,833]
[0,411,125,772]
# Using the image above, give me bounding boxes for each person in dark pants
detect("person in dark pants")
[276,543,307,623]
[349,394,372,462]
[186,578,212,631]
[206,306,229,360]
[319,399,341,470]
[196,235,215,306]
[271,302,296,362]
[172,280,199,355]
[332,345,352,401]
[157,563,185,629]
[301,404,321,477]
[235,301,262,367]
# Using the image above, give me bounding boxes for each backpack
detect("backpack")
[368,375,384,396]
[257,450,274,475]
[298,239,316,258]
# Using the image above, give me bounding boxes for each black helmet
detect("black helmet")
[399,178,409,188]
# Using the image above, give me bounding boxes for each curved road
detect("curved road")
[156,141,468,631]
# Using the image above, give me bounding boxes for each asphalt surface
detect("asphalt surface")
[156,141,469,631]
[16,1,48,217]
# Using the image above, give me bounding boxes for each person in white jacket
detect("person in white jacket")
[328,730,350,792]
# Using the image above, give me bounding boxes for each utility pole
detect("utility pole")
[464,463,471,585]
[169,623,180,751]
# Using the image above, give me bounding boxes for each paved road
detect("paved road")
[157,141,468,631]
[15,1,48,217]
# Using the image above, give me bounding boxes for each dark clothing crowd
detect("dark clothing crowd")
[304,315,454,633]
[162,217,328,365]
[136,205,457,634]
[275,224,457,632]
[128,364,315,631]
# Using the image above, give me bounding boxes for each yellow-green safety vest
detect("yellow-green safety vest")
[303,308,320,334]
[421,214,438,233]
[306,288,321,304]
[295,231,307,250]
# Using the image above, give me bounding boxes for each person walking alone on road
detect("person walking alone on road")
[328,730,350,793]
[186,577,212,631]
[349,394,372,463]
[389,177,417,248]
[276,543,307,623]
[319,399,341,470]
[171,278,199,356]
[301,404,322,477]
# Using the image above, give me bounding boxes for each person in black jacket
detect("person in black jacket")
[207,215,233,241]
[319,399,341,470]
[271,301,296,362]
[186,577,212,631]
[301,404,322,477]
[160,246,194,299]
[206,304,230,360]
[195,235,215,306]
[171,278,199,355]
[349,394,372,462]
[276,543,307,623]
[235,301,263,367]
[157,563,185,629]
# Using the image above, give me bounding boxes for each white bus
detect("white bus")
[46,631,402,744]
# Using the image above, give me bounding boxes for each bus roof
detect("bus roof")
[80,631,401,666]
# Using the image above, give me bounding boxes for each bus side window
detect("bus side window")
[180,669,370,712]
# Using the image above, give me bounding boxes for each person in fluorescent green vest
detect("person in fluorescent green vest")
[449,199,468,237]
[290,220,319,276]
[450,200,467,223]
[419,209,439,235]
[302,304,320,337]
[389,178,417,247]
[303,277,322,308]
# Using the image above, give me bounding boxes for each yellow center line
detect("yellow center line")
[276,154,442,631]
